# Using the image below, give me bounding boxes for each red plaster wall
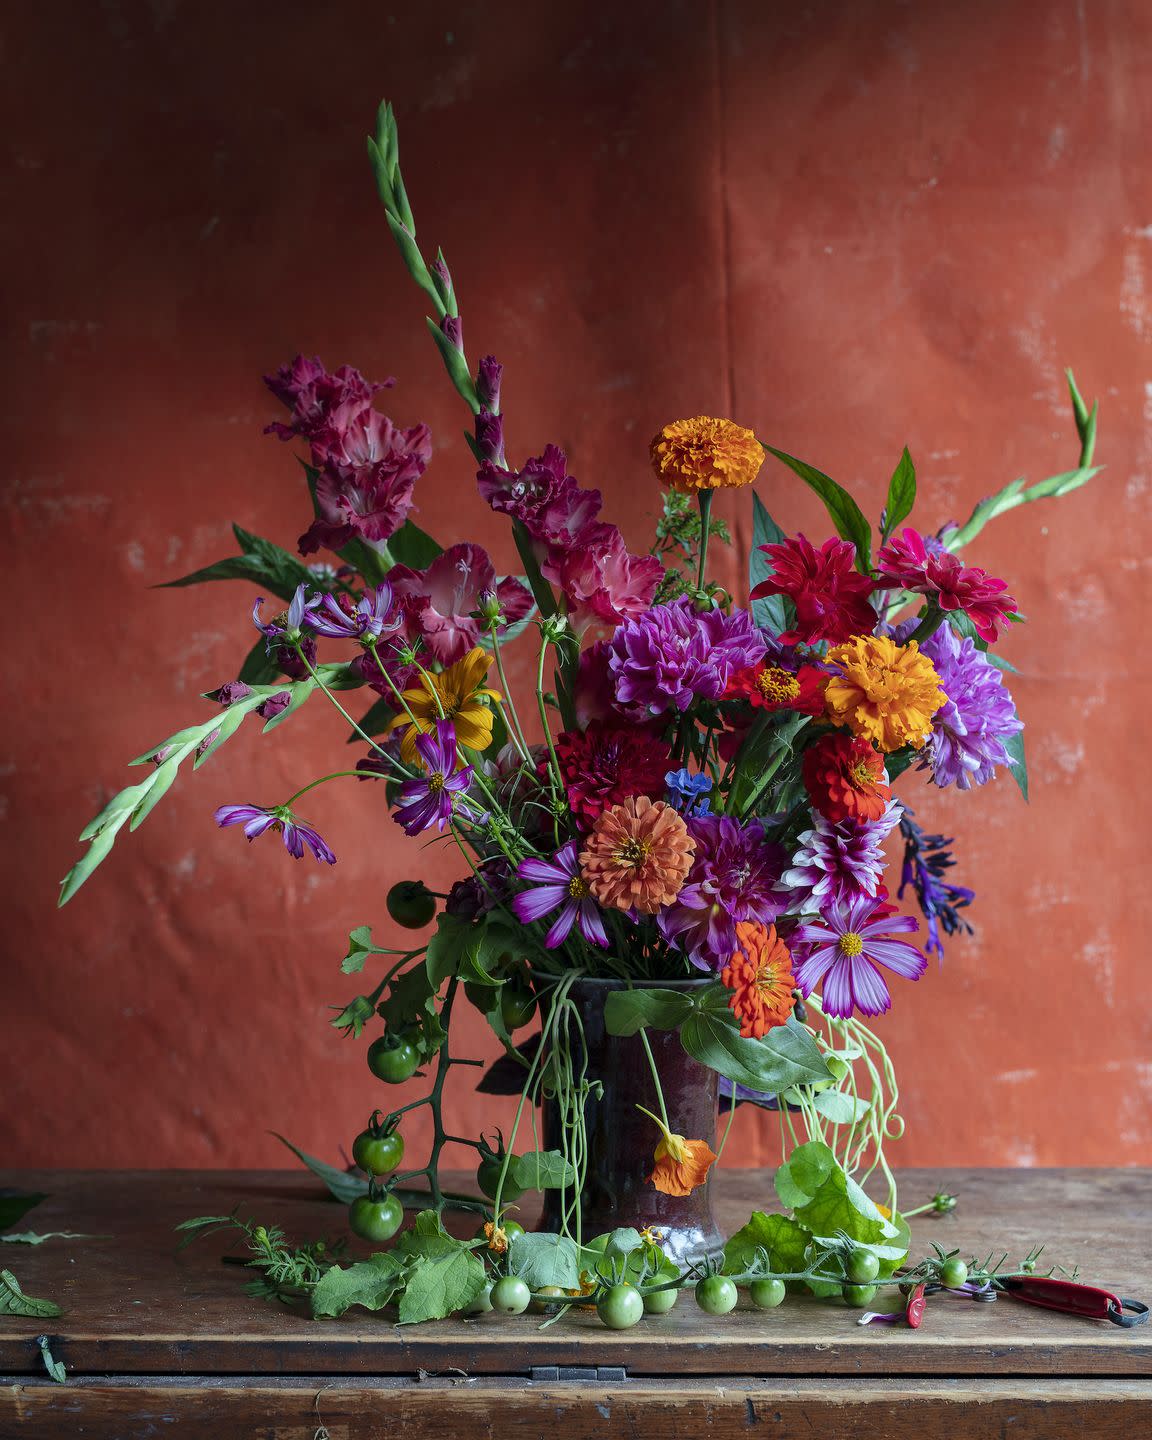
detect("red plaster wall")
[3,0,1149,1173]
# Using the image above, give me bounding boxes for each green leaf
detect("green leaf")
[680,1013,832,1094]
[425,316,479,410]
[349,697,396,742]
[603,989,694,1037]
[0,1269,61,1319]
[763,445,873,572]
[1004,728,1028,801]
[160,526,316,601]
[37,1336,66,1384]
[394,1210,460,1260]
[811,1090,870,1125]
[748,493,792,636]
[425,915,518,989]
[271,1134,368,1203]
[0,1231,95,1245]
[341,926,376,975]
[774,1141,838,1210]
[237,638,282,686]
[310,1254,406,1318]
[0,1193,45,1231]
[507,1232,581,1290]
[386,519,442,570]
[881,447,916,541]
[398,1248,487,1324]
[793,1166,888,1247]
[511,1151,577,1191]
[605,1227,644,1257]
[723,1211,811,1276]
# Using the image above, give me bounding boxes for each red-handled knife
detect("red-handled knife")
[1000,1275,1148,1327]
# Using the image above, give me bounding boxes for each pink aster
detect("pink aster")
[388,542,533,666]
[792,891,926,1019]
[750,534,877,645]
[876,528,1017,644]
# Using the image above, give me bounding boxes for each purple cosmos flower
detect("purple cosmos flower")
[307,582,402,644]
[511,841,609,949]
[657,815,787,969]
[214,803,336,864]
[664,768,713,817]
[608,598,767,716]
[778,799,903,913]
[252,583,320,651]
[792,892,926,1019]
[915,621,1023,790]
[392,719,478,836]
[898,807,975,960]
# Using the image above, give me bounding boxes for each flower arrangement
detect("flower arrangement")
[63,103,1103,1328]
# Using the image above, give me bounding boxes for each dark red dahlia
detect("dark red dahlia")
[550,721,673,827]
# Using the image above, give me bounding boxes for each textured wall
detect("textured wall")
[4,0,1150,1173]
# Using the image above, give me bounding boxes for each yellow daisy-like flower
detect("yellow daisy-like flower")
[386,647,501,767]
[824,635,946,753]
[649,416,764,493]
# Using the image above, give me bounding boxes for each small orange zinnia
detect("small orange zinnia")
[580,796,695,913]
[639,1107,718,1197]
[721,922,797,1039]
[649,416,764,493]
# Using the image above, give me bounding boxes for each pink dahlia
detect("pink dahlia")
[552,720,672,827]
[750,534,877,645]
[389,542,533,667]
[876,527,1017,644]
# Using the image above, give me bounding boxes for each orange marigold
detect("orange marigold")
[579,796,695,913]
[639,1106,718,1197]
[824,634,946,753]
[721,921,796,1039]
[649,416,764,493]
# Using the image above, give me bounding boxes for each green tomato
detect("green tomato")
[500,982,536,1032]
[695,1275,739,1315]
[348,1194,403,1244]
[367,1036,420,1084]
[529,1283,567,1315]
[464,980,496,1013]
[842,1283,877,1307]
[642,1286,679,1315]
[386,880,437,929]
[352,1129,404,1176]
[463,1282,493,1315]
[597,1283,644,1330]
[749,1277,787,1309]
[846,1249,881,1284]
[490,1276,531,1314]
[477,1157,523,1203]
[940,1258,969,1288]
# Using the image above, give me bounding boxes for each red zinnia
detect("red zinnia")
[801,732,891,824]
[726,662,827,716]
[551,721,673,826]
[749,534,877,646]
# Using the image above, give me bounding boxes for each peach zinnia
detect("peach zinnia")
[721,922,796,1039]
[579,796,695,913]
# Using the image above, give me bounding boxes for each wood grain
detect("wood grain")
[0,1168,1148,1380]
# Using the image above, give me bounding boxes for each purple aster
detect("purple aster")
[664,768,713,817]
[252,583,320,652]
[307,582,402,644]
[657,815,787,968]
[392,719,478,836]
[214,803,336,864]
[792,892,926,1019]
[511,841,609,949]
[894,620,1023,790]
[898,807,975,960]
[778,799,903,913]
[608,598,767,716]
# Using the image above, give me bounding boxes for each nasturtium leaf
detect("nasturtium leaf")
[722,1211,811,1276]
[272,1134,368,1203]
[605,1227,644,1257]
[881,447,916,540]
[310,1253,406,1318]
[774,1141,838,1210]
[603,989,694,1036]
[512,1151,576,1191]
[680,1013,832,1094]
[762,445,873,572]
[507,1232,582,1290]
[811,1090,870,1125]
[398,1247,487,1324]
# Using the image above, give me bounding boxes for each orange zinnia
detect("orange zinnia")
[579,796,695,913]
[721,922,797,1039]
[639,1107,717,1197]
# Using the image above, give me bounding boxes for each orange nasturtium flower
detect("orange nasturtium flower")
[483,1221,509,1255]
[720,921,797,1039]
[649,416,764,493]
[638,1106,718,1198]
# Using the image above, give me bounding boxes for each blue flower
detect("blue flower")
[664,768,713,817]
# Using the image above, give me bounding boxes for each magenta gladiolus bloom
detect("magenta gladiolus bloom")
[392,719,479,836]
[389,542,533,666]
[792,892,926,1019]
[512,841,609,949]
[214,803,336,864]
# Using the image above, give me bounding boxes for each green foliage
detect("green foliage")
[0,1269,61,1319]
[603,989,694,1036]
[385,519,443,570]
[512,1151,577,1191]
[37,1336,66,1384]
[310,1253,405,1318]
[748,493,791,635]
[881,447,916,540]
[652,489,730,601]
[175,1211,345,1306]
[1003,728,1028,801]
[680,1008,832,1094]
[160,524,318,601]
[723,1211,811,1276]
[271,1135,369,1204]
[507,1232,581,1290]
[0,1231,96,1246]
[762,445,873,571]
[237,637,283,685]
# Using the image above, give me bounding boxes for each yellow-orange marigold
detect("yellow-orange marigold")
[649,416,764,493]
[579,796,695,913]
[720,921,796,1039]
[824,634,946,753]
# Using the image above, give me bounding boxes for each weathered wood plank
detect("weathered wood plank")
[0,1168,1147,1377]
[2,1377,1150,1440]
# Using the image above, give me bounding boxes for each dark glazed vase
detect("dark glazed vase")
[538,977,723,1263]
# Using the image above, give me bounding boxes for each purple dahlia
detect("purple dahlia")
[914,621,1023,790]
[608,598,767,716]
[778,799,903,913]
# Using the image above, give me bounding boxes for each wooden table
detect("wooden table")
[1,1168,1148,1437]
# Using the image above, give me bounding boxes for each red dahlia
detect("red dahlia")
[801,732,891,824]
[551,721,672,827]
[750,533,877,645]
